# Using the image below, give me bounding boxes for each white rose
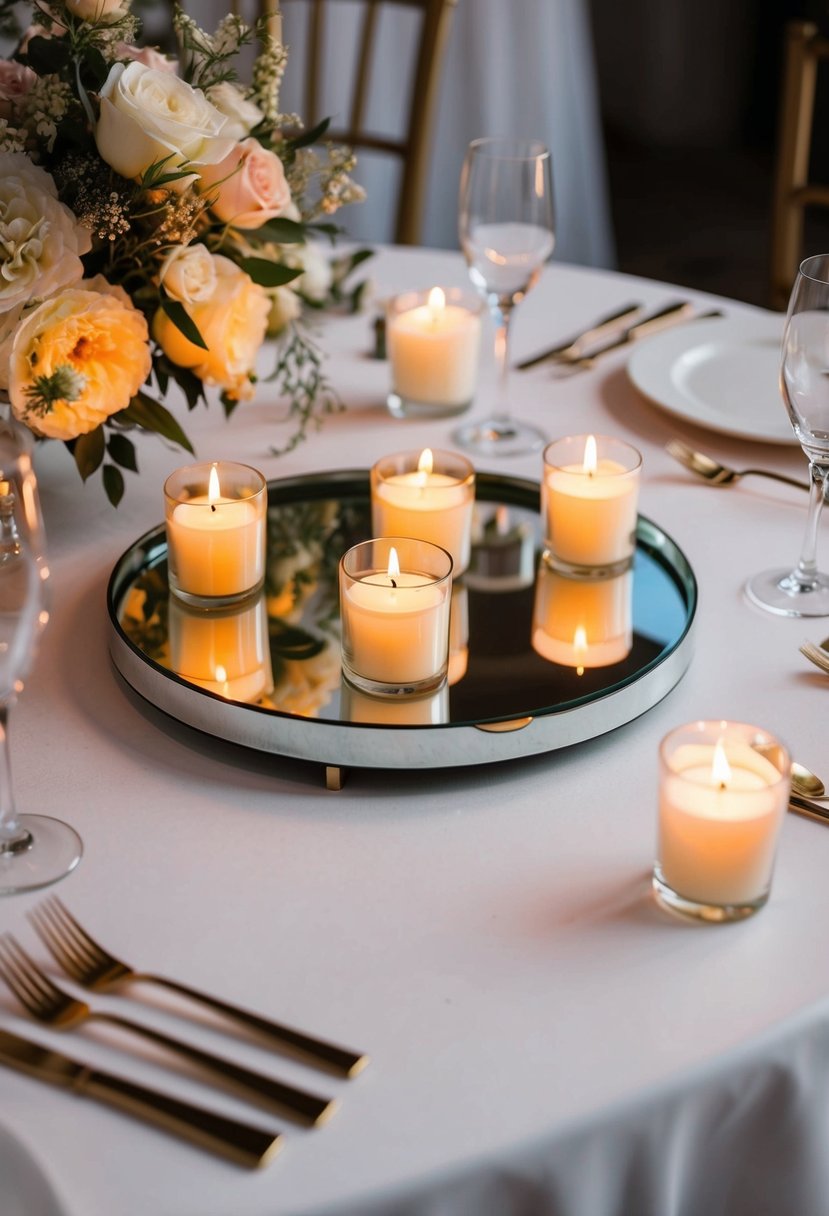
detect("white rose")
[95,62,235,187]
[296,243,332,303]
[206,82,264,140]
[65,0,125,19]
[158,245,217,305]
[266,285,302,336]
[0,153,91,339]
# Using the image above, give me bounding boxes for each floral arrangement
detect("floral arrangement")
[0,0,366,504]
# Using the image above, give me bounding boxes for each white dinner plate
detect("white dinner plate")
[626,313,798,445]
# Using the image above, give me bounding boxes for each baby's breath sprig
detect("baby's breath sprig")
[173,7,252,91]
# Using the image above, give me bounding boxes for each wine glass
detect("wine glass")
[746,253,829,616]
[454,136,555,457]
[0,417,82,892]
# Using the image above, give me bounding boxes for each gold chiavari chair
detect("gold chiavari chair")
[770,20,829,308]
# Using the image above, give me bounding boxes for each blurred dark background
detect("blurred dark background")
[589,0,829,308]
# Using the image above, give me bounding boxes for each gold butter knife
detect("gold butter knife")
[516,302,643,369]
[789,793,829,824]
[558,302,724,371]
[0,1027,282,1169]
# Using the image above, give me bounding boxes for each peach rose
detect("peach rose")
[0,61,36,121]
[152,254,269,400]
[199,138,291,229]
[116,43,177,73]
[65,0,125,19]
[8,288,151,440]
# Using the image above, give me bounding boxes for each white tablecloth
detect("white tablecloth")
[0,247,827,1216]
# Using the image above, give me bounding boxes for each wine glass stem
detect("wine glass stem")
[492,304,513,423]
[0,704,24,848]
[792,462,828,589]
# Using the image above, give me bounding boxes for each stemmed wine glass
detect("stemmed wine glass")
[0,416,82,892]
[454,136,555,457]
[746,253,829,616]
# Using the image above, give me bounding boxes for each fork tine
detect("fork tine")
[0,935,61,1011]
[45,896,112,966]
[29,904,89,981]
[0,940,42,1013]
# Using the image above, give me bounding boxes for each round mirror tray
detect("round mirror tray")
[108,471,697,783]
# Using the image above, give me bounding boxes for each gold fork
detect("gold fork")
[30,897,368,1077]
[800,638,829,675]
[0,935,336,1126]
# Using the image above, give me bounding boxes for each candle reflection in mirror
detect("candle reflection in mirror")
[340,679,449,725]
[447,580,469,685]
[531,565,633,671]
[466,505,535,592]
[168,591,273,702]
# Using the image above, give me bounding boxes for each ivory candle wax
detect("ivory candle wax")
[542,435,641,572]
[371,448,475,575]
[654,721,790,921]
[165,462,266,605]
[387,287,482,417]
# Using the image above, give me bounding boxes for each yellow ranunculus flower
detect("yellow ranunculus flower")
[8,288,151,440]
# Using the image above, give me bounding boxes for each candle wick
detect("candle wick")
[210,503,217,513]
[390,578,397,589]
[718,781,727,791]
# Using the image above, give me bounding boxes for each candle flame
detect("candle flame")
[573,624,588,676]
[208,463,221,504]
[495,504,510,536]
[583,435,598,476]
[427,287,445,314]
[387,546,401,587]
[418,448,434,476]
[711,738,732,789]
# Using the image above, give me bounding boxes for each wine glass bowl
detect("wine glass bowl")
[746,253,829,617]
[454,137,555,457]
[0,418,82,892]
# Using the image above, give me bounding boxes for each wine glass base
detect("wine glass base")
[745,567,829,617]
[0,815,82,894]
[452,416,547,458]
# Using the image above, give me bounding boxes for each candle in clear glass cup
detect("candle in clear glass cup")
[164,462,266,605]
[168,592,272,702]
[371,448,475,575]
[654,721,791,922]
[542,435,641,573]
[339,538,453,697]
[386,287,482,418]
[531,565,632,669]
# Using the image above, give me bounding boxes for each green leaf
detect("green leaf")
[81,44,108,89]
[102,464,125,507]
[160,296,208,350]
[251,217,307,245]
[288,117,330,150]
[139,156,193,189]
[116,393,195,454]
[240,258,302,288]
[73,427,105,482]
[271,626,327,660]
[106,433,138,472]
[25,35,70,75]
[219,390,240,418]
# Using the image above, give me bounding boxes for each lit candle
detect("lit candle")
[387,287,482,417]
[371,448,475,575]
[168,593,272,703]
[531,565,632,669]
[655,721,790,921]
[339,538,452,696]
[165,462,266,605]
[542,434,641,573]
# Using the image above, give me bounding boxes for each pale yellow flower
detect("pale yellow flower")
[9,287,151,440]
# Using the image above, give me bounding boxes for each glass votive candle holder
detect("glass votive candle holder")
[386,287,483,419]
[371,448,475,576]
[541,434,641,577]
[164,461,267,608]
[531,564,632,670]
[168,591,272,703]
[340,679,449,725]
[339,537,453,698]
[653,720,791,923]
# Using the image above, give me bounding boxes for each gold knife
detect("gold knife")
[0,1027,283,1169]
[516,302,643,369]
[789,793,829,824]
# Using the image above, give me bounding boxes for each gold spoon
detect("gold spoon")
[666,440,809,491]
[800,637,829,676]
[792,761,826,799]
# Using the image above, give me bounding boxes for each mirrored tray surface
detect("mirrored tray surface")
[108,471,697,778]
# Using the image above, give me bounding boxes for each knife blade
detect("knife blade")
[516,302,643,370]
[0,1027,282,1169]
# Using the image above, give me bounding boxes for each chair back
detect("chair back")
[278,0,457,245]
[771,21,829,308]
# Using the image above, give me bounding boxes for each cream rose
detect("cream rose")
[295,243,333,303]
[266,284,302,337]
[65,0,125,19]
[152,254,269,400]
[8,287,151,440]
[0,153,91,322]
[206,82,264,140]
[95,62,235,186]
[199,138,291,229]
[158,245,217,305]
